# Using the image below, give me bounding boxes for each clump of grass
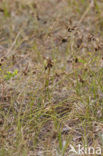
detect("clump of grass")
[0,0,103,155]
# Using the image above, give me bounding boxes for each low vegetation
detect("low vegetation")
[0,0,103,155]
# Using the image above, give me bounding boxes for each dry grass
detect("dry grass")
[0,0,103,155]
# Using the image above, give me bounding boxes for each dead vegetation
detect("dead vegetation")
[0,0,103,155]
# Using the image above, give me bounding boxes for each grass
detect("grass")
[0,0,103,155]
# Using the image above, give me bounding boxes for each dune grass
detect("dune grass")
[0,0,103,155]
